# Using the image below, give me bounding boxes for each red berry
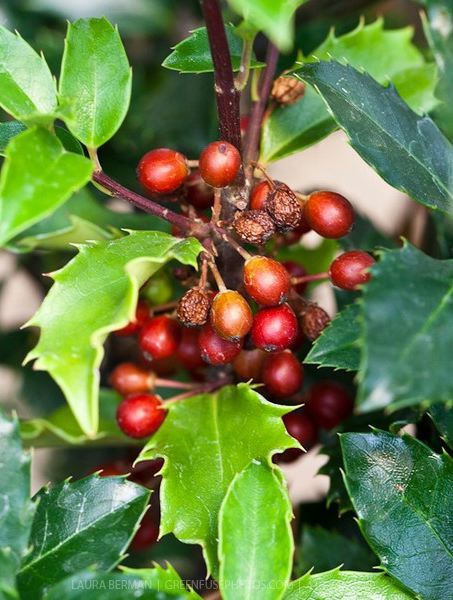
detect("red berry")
[243,256,290,306]
[263,350,303,398]
[306,381,354,429]
[233,348,266,382]
[97,462,126,477]
[304,191,354,238]
[251,303,298,352]
[199,141,241,188]
[114,300,149,337]
[199,323,243,365]
[131,513,159,551]
[240,115,250,136]
[280,411,318,463]
[211,290,253,341]
[110,362,151,396]
[185,170,215,209]
[250,180,272,211]
[139,315,181,360]
[137,148,189,194]
[177,327,205,371]
[329,250,375,291]
[283,260,308,295]
[116,393,166,439]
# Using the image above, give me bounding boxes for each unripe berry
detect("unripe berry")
[251,303,298,352]
[306,381,354,429]
[199,141,241,188]
[243,256,290,306]
[137,148,189,194]
[177,327,204,371]
[141,272,173,306]
[116,393,166,439]
[185,170,215,209]
[211,290,253,341]
[283,260,307,295]
[199,323,243,365]
[110,362,152,396]
[233,349,266,382]
[329,250,375,291]
[139,315,181,360]
[233,209,275,245]
[263,350,303,398]
[266,183,303,231]
[303,191,354,238]
[177,288,212,327]
[114,300,149,337]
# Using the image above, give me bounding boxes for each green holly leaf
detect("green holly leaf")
[0,121,26,155]
[219,461,293,600]
[0,127,93,247]
[121,564,202,599]
[305,303,362,372]
[359,243,453,411]
[0,26,57,124]
[17,475,150,600]
[283,569,414,600]
[0,409,35,597]
[341,430,453,600]
[25,232,202,437]
[261,19,438,163]
[46,571,188,600]
[297,526,376,576]
[430,403,453,450]
[138,384,299,577]
[226,0,307,52]
[59,18,132,149]
[162,25,264,74]
[297,61,453,214]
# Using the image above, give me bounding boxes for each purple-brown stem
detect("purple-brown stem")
[291,272,329,285]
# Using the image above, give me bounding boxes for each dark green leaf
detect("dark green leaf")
[298,61,453,214]
[59,18,132,148]
[0,121,26,155]
[283,569,414,600]
[162,25,264,73]
[138,384,299,577]
[0,26,57,123]
[430,403,453,450]
[359,243,453,411]
[341,430,453,600]
[297,526,376,576]
[340,213,396,252]
[17,475,150,599]
[0,127,93,247]
[219,461,293,600]
[305,303,362,372]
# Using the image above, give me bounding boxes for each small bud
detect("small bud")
[266,183,303,231]
[271,76,306,105]
[301,304,330,341]
[233,209,276,245]
[177,288,212,327]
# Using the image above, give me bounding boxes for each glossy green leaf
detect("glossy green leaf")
[138,384,299,577]
[0,127,93,247]
[121,564,202,599]
[430,403,453,450]
[25,232,202,437]
[219,461,293,600]
[226,0,306,52]
[305,303,362,372]
[59,18,132,148]
[359,243,453,411]
[17,475,150,599]
[162,25,264,73]
[297,527,376,576]
[262,19,438,163]
[0,121,26,155]
[0,409,35,593]
[0,26,57,123]
[298,61,453,214]
[283,569,414,600]
[341,430,453,600]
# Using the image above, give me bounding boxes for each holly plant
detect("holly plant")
[0,1,452,599]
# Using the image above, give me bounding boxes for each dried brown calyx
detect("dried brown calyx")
[300,304,331,341]
[271,76,306,105]
[266,183,303,231]
[233,209,276,245]
[177,288,212,327]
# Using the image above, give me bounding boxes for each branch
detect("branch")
[201,0,242,150]
[243,42,279,172]
[92,170,192,232]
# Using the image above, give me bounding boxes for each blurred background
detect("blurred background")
[0,0,431,582]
